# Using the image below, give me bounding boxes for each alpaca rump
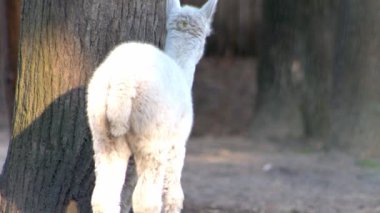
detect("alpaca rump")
[86,0,218,212]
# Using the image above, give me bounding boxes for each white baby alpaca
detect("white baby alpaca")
[86,0,218,212]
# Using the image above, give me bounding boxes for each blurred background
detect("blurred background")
[1,0,380,212]
[2,0,380,154]
[187,0,380,157]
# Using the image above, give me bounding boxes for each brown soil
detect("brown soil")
[182,137,380,213]
[0,97,380,213]
[0,118,379,213]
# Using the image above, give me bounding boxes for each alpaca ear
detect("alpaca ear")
[200,0,218,21]
[167,0,181,17]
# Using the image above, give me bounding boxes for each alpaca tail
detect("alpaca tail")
[87,68,112,145]
[105,80,134,137]
[87,66,135,141]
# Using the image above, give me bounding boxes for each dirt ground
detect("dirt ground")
[0,121,379,213]
[182,137,380,213]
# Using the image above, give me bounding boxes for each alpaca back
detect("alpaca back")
[88,42,192,138]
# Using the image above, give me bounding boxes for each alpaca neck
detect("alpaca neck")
[164,33,205,87]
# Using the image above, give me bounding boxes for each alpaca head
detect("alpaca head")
[165,0,218,72]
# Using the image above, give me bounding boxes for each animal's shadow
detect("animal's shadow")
[0,86,136,213]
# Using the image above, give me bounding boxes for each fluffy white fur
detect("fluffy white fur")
[86,0,218,212]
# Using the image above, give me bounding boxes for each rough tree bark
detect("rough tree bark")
[0,0,165,212]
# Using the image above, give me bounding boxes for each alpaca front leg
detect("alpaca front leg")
[92,137,131,213]
[163,145,186,213]
[132,145,168,213]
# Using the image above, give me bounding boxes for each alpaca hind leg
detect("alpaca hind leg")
[120,157,138,213]
[92,136,131,213]
[163,145,186,213]
[132,142,168,213]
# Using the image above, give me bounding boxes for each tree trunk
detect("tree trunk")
[0,0,165,212]
[257,0,380,155]
[331,0,380,155]
[256,0,338,143]
[295,1,338,139]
